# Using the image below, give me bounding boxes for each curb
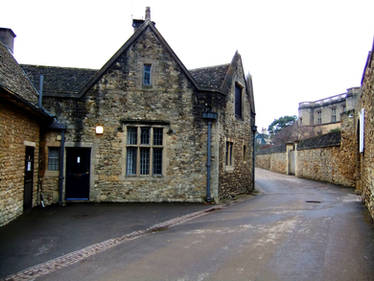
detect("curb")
[2,205,223,281]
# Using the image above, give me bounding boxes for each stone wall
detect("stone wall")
[357,48,374,219]
[256,115,356,187]
[256,144,287,174]
[40,131,61,205]
[0,101,40,226]
[218,56,254,199]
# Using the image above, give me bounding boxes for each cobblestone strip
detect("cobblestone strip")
[3,205,222,281]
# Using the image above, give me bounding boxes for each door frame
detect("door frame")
[23,145,35,210]
[64,146,92,201]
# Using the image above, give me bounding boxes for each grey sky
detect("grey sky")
[1,0,373,130]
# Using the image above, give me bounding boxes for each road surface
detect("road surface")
[31,169,374,280]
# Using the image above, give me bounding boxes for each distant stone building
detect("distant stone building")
[298,87,360,136]
[356,39,374,219]
[0,8,256,218]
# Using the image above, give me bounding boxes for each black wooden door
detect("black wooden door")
[23,146,34,209]
[65,148,90,200]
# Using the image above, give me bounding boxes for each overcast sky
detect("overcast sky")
[1,0,373,130]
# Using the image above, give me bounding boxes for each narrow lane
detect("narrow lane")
[38,168,374,281]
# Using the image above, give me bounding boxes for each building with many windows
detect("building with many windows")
[11,8,256,208]
[298,87,359,136]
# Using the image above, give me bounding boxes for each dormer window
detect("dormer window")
[143,64,152,86]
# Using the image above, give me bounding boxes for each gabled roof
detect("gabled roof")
[189,64,230,91]
[0,42,39,104]
[79,20,225,97]
[21,64,97,97]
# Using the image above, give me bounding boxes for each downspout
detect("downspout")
[38,74,45,207]
[206,120,212,202]
[251,122,257,191]
[58,129,65,206]
[202,112,218,202]
[38,75,44,108]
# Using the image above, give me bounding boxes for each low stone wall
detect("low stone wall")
[256,144,287,174]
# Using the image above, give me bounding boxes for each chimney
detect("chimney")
[145,7,151,21]
[0,28,16,53]
[132,7,155,32]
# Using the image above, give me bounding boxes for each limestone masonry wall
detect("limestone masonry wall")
[0,102,40,226]
[357,48,374,219]
[256,116,356,187]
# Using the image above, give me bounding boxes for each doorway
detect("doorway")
[65,147,91,200]
[23,146,34,209]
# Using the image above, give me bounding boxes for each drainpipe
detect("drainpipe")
[58,129,65,206]
[252,124,257,191]
[202,112,218,202]
[38,75,44,108]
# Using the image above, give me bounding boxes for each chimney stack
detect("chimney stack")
[0,28,16,53]
[132,7,155,32]
[145,7,151,21]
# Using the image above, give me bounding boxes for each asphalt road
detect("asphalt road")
[28,169,374,280]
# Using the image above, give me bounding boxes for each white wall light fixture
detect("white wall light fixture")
[96,125,104,135]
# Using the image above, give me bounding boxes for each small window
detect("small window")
[331,107,336,122]
[235,84,242,119]
[48,147,60,171]
[316,110,322,124]
[243,145,246,161]
[225,141,233,166]
[143,64,152,86]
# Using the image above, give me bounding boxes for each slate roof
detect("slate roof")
[21,65,97,97]
[0,42,38,104]
[189,64,230,91]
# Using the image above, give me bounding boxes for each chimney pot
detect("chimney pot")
[0,28,16,53]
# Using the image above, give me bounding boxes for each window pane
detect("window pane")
[141,127,150,144]
[225,142,229,165]
[140,148,150,175]
[126,147,137,175]
[235,85,242,119]
[127,127,137,144]
[153,148,162,175]
[153,128,163,145]
[143,64,151,86]
[229,143,233,166]
[48,147,59,171]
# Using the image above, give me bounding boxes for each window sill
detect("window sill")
[224,166,235,172]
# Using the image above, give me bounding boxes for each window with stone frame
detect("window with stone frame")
[48,147,60,171]
[331,107,337,122]
[126,126,163,176]
[225,141,233,166]
[316,110,322,124]
[235,83,243,119]
[143,64,152,86]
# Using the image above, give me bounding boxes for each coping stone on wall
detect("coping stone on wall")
[297,131,341,151]
[256,144,286,155]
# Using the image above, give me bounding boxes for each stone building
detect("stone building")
[17,9,256,207]
[356,39,374,219]
[298,87,359,136]
[0,28,57,226]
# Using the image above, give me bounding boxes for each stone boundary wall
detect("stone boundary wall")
[256,144,287,174]
[256,128,355,187]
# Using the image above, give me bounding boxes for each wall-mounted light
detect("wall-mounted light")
[96,126,104,135]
